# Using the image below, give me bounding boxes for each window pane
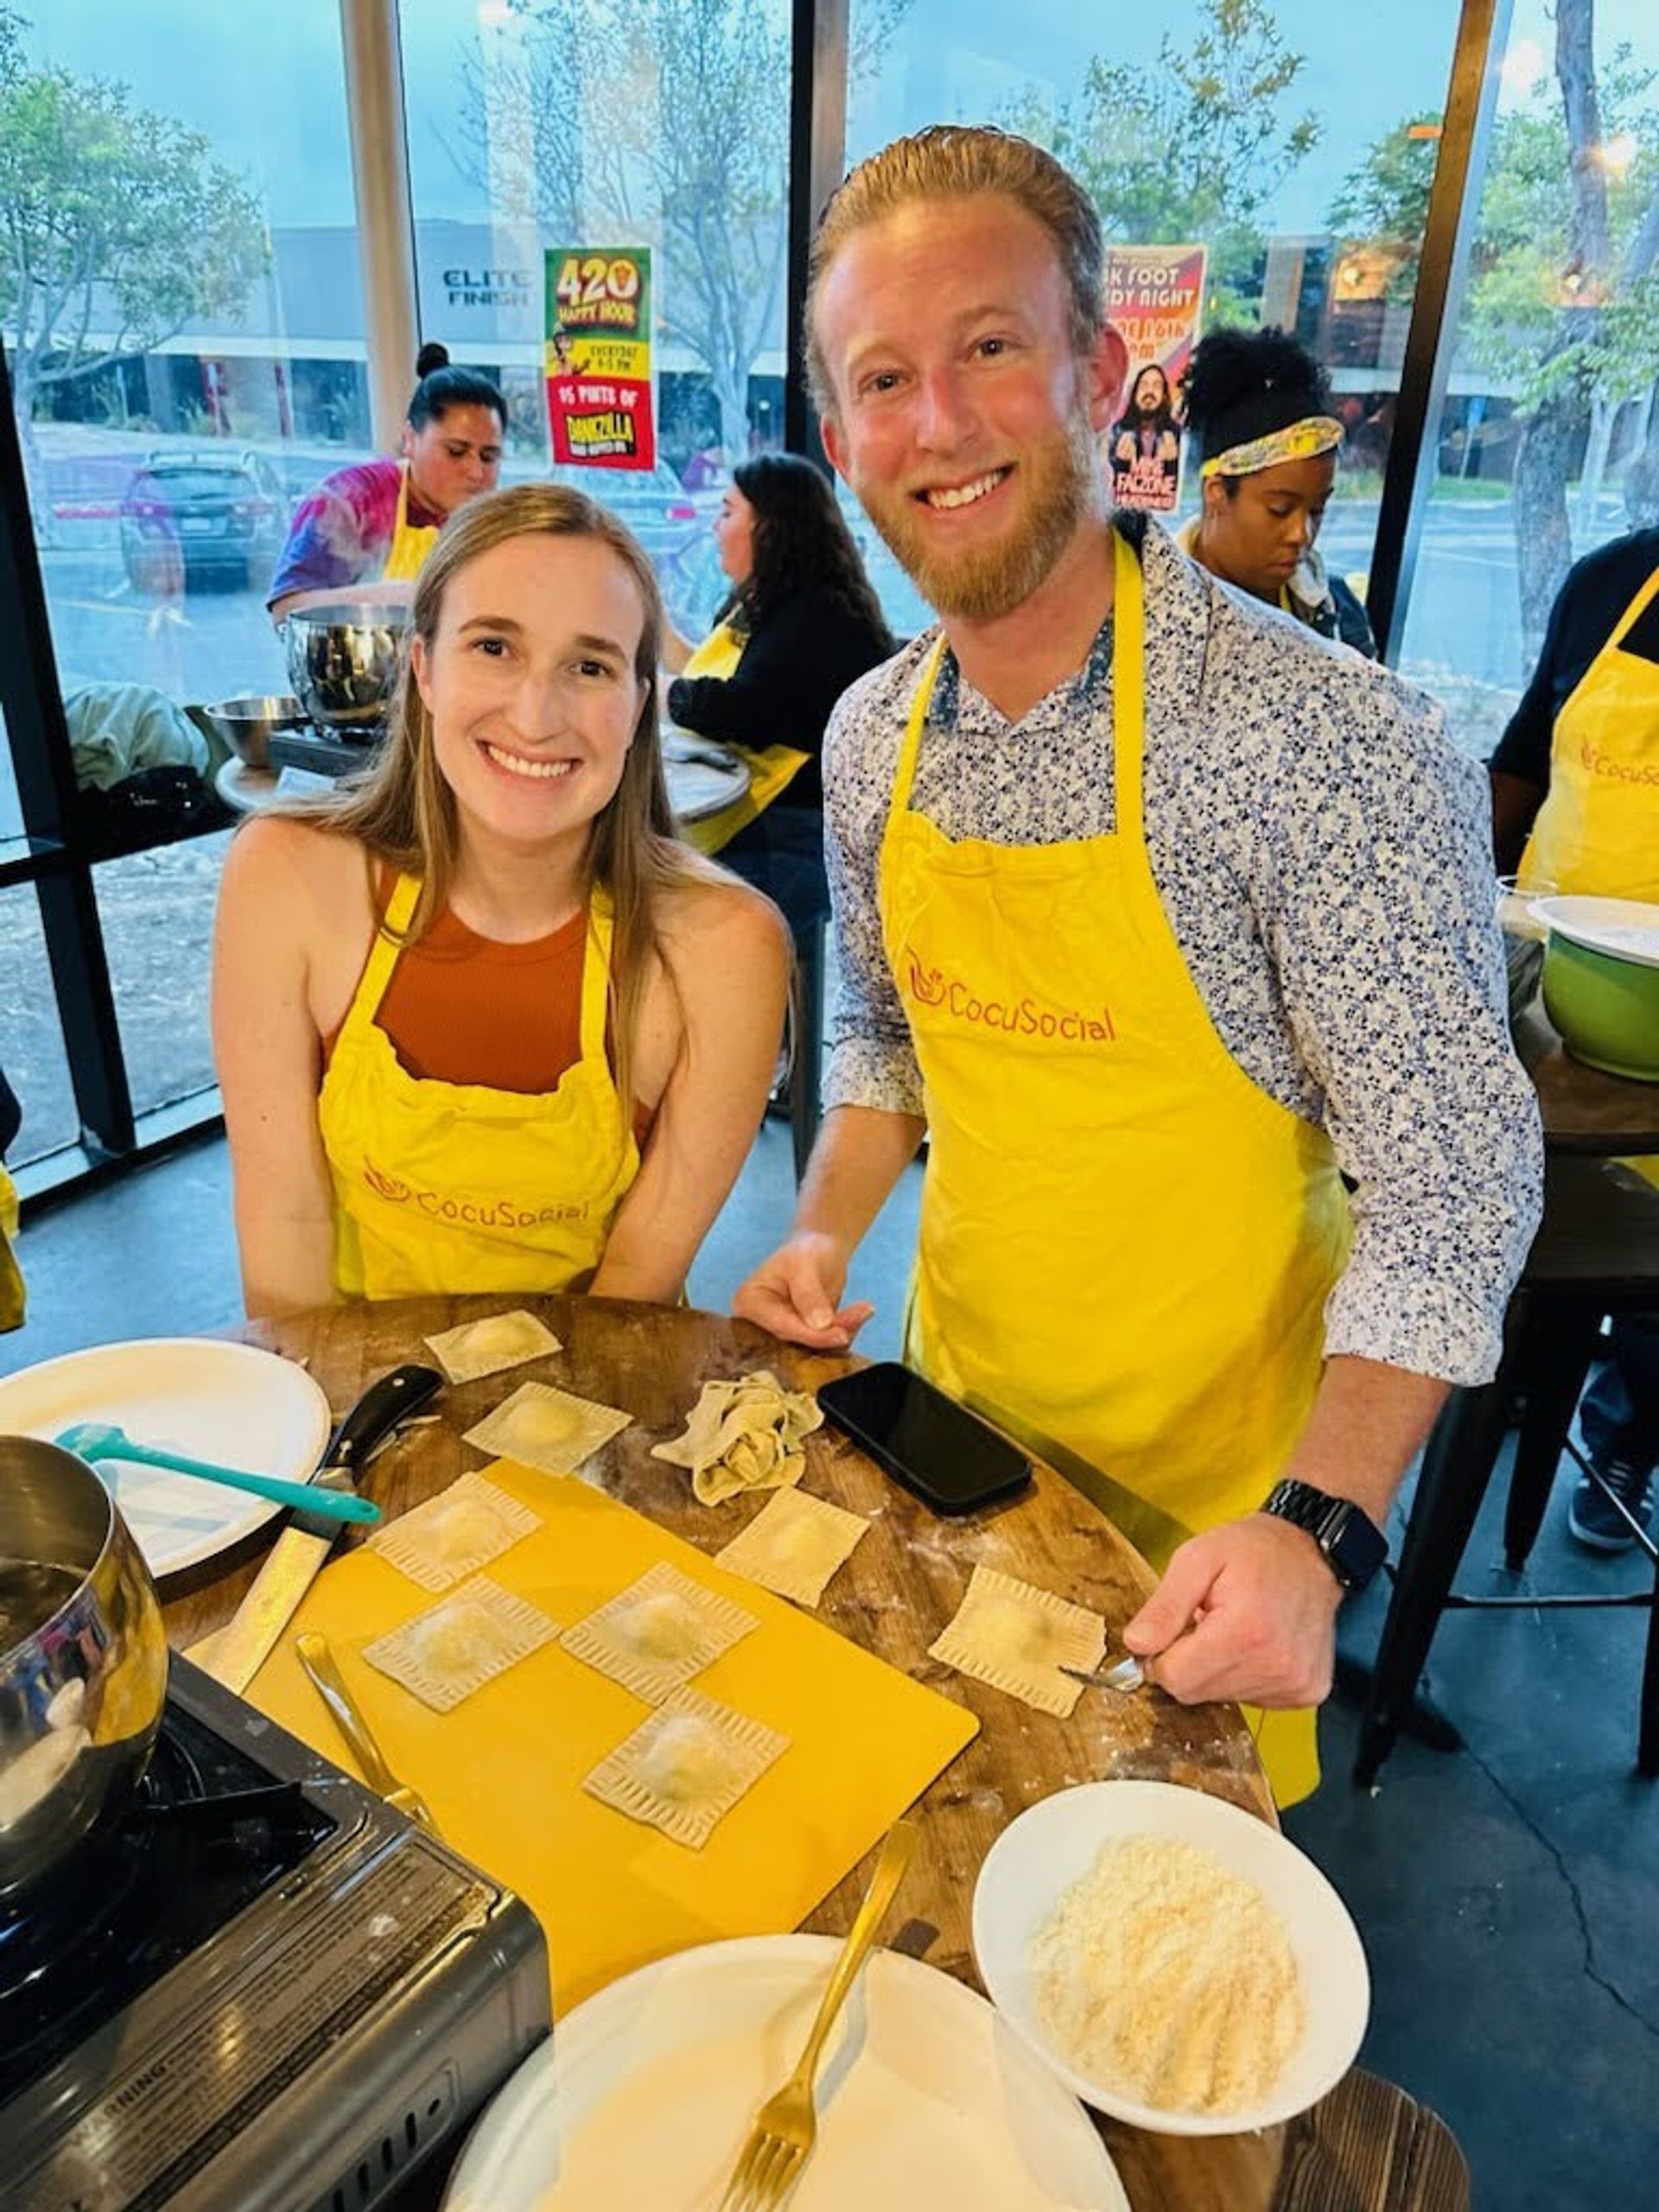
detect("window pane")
[92,833,234,1121]
[3,4,362,1116]
[1397,0,1659,757]
[400,0,792,637]
[844,0,1468,636]
[0,713,22,844]
[0,886,80,1166]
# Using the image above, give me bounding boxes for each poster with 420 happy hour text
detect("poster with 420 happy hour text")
[544,247,658,472]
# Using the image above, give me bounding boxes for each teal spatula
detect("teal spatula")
[55,1421,383,1525]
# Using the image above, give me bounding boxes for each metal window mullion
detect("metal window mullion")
[0,343,136,1157]
[785,0,851,466]
[1365,0,1515,664]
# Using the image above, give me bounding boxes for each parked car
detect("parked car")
[532,457,714,562]
[119,452,291,594]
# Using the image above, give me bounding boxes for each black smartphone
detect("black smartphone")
[816,1362,1033,1516]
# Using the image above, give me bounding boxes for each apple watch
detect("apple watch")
[1262,1479,1388,1593]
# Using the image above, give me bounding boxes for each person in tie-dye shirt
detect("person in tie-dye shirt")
[269,345,506,620]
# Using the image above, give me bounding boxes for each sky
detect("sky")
[15,0,1658,233]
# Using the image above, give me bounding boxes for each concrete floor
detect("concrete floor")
[4,1121,1654,2209]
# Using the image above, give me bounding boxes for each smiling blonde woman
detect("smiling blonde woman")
[213,482,789,1318]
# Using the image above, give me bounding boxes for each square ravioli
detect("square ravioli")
[928,1565,1105,1717]
[367,1471,541,1592]
[361,1575,560,1713]
[423,1309,563,1383]
[583,1687,789,1848]
[714,1487,868,1609]
[561,1560,757,1703]
[463,1379,632,1475]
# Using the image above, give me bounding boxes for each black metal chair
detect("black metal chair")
[1355,1153,1659,1784]
[786,919,826,1184]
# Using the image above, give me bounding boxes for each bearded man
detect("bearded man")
[734,126,1541,1806]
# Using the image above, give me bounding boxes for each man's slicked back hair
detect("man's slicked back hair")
[806,125,1105,415]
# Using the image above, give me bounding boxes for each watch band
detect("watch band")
[1262,1478,1388,1593]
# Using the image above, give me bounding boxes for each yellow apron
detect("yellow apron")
[880,533,1351,1807]
[0,1165,24,1332]
[317,874,640,1299]
[1520,562,1659,900]
[380,462,442,583]
[675,621,810,856]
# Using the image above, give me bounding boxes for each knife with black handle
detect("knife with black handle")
[191,1362,443,1695]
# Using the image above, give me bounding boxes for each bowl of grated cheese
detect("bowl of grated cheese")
[971,1780,1369,2136]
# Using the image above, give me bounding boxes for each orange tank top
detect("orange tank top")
[325,874,650,1135]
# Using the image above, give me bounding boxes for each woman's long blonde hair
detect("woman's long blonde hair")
[283,480,724,1109]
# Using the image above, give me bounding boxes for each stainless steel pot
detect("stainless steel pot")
[283,597,410,734]
[0,1436,169,1896]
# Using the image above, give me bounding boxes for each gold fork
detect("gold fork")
[294,1630,442,1836]
[715,1819,918,2212]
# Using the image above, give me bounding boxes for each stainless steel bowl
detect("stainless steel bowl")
[200,693,308,769]
[283,598,410,734]
[0,1436,169,1897]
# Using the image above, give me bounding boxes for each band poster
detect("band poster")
[543,246,658,471]
[1103,245,1206,513]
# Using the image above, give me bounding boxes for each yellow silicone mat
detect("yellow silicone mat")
[245,1463,978,2008]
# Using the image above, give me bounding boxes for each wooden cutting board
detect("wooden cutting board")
[246,1462,978,2009]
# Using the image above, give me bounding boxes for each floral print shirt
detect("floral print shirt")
[823,518,1542,1387]
[267,456,435,606]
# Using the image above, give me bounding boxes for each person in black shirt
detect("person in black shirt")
[664,454,895,933]
[1489,524,1659,874]
[1491,526,1659,1556]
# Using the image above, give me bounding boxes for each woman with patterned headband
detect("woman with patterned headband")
[1177,328,1377,658]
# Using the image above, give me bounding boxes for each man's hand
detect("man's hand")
[732,1230,875,1351]
[1121,1514,1344,1709]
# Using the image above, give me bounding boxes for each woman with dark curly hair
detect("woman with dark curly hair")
[664,452,895,930]
[1178,327,1376,658]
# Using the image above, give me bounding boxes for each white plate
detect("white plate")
[443,1935,1128,2212]
[0,1338,333,1580]
[972,1781,1370,2138]
[1533,894,1659,969]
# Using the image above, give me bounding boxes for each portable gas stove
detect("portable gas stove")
[266,721,381,780]
[2,1653,550,2212]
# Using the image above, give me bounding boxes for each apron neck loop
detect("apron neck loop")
[579,886,615,1063]
[352,870,423,1024]
[1112,526,1147,848]
[887,527,1146,839]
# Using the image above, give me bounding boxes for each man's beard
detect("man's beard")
[852,409,1103,623]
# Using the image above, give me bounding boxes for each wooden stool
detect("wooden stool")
[1355,1154,1659,1786]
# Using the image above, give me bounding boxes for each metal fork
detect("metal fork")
[1060,1655,1147,1694]
[715,1819,918,2212]
[294,1630,442,1835]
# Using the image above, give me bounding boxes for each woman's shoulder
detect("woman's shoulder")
[305,454,403,512]
[221,815,376,918]
[772,581,893,661]
[656,868,791,970]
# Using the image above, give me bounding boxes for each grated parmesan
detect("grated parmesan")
[1029,1834,1306,2114]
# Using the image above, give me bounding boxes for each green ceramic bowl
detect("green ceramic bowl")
[1541,930,1659,1083]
